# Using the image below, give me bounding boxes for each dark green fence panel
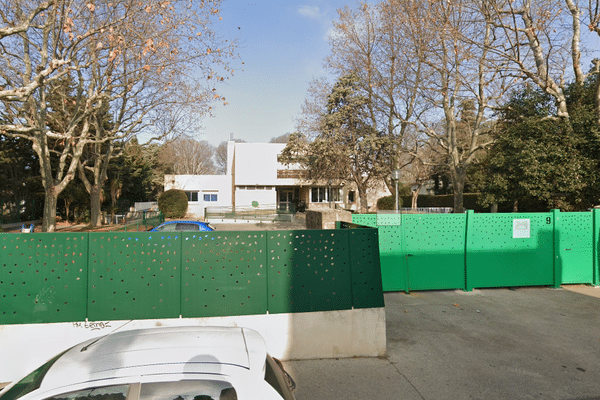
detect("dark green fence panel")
[0,233,87,324]
[87,232,181,321]
[181,231,268,318]
[557,212,593,284]
[403,214,466,290]
[347,229,385,308]
[267,230,353,313]
[352,214,406,291]
[466,212,554,289]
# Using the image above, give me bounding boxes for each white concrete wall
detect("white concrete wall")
[0,308,386,384]
[164,174,232,218]
[235,188,277,207]
[233,143,299,186]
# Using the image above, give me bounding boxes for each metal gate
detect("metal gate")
[557,212,593,284]
[403,214,466,291]
[465,212,554,289]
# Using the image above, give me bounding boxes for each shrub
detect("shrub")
[158,189,188,219]
[377,195,403,210]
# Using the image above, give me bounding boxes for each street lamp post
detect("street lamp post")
[391,169,401,212]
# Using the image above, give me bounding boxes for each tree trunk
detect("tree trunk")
[64,198,72,222]
[411,184,421,210]
[42,187,58,232]
[357,183,369,214]
[89,185,103,227]
[451,169,466,213]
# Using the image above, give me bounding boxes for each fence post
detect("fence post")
[552,209,561,289]
[594,208,600,286]
[464,210,474,292]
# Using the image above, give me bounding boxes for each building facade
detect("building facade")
[164,141,389,218]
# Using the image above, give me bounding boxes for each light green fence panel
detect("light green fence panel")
[352,214,378,227]
[376,226,407,291]
[595,210,600,286]
[181,231,268,318]
[267,230,353,313]
[403,214,466,290]
[0,233,88,324]
[347,229,385,308]
[466,212,554,289]
[88,233,181,321]
[557,212,593,284]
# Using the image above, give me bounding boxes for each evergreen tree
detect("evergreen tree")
[481,78,600,211]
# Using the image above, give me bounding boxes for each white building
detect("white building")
[164,141,389,219]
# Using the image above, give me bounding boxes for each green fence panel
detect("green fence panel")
[403,214,466,290]
[352,214,378,227]
[347,229,385,308]
[0,233,88,324]
[594,209,600,286]
[352,214,407,292]
[376,225,407,292]
[181,231,268,318]
[557,212,593,284]
[376,213,402,226]
[466,212,554,289]
[267,230,353,313]
[87,232,181,321]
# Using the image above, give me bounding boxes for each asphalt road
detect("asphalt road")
[283,286,600,400]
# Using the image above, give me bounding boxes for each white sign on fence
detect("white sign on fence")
[513,219,531,238]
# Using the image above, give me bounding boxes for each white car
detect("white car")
[0,326,296,400]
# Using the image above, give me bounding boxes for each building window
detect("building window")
[185,191,198,202]
[203,194,218,202]
[311,187,342,203]
[348,191,355,203]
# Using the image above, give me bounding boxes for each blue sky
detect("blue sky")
[198,1,353,146]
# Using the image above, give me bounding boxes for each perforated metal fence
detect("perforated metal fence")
[354,209,600,292]
[0,227,384,325]
[1,233,88,324]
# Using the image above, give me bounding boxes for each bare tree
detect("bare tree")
[0,0,235,230]
[327,2,426,191]
[476,0,600,123]
[269,133,291,143]
[293,77,331,141]
[214,138,245,175]
[159,137,216,175]
[401,0,508,212]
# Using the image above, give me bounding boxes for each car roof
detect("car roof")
[38,326,267,392]
[158,220,208,226]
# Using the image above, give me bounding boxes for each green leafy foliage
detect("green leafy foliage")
[158,189,188,219]
[481,80,600,211]
[0,136,44,223]
[279,73,392,212]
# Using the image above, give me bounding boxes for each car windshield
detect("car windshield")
[45,385,128,400]
[174,223,200,231]
[0,349,69,400]
[139,380,236,400]
[154,223,178,232]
